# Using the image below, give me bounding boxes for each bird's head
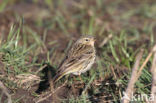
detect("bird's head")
[76,35,95,46]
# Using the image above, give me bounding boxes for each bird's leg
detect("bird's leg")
[71,82,77,96]
[73,75,77,81]
[78,73,84,83]
[65,75,69,81]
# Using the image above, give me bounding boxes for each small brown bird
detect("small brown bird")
[53,35,96,83]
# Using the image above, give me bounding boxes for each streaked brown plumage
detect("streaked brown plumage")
[53,35,96,83]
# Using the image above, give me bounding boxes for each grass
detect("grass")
[0,0,155,103]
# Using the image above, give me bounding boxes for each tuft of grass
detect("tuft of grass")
[0,25,30,74]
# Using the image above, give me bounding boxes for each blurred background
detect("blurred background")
[0,0,156,103]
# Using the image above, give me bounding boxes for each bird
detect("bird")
[53,35,96,83]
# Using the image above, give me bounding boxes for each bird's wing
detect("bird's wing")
[53,44,94,82]
[60,44,93,72]
[68,43,93,57]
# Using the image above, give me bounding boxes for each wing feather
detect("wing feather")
[53,44,94,83]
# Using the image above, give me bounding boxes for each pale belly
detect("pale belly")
[72,56,95,75]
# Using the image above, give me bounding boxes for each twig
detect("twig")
[99,34,112,48]
[110,65,117,79]
[0,81,12,103]
[122,45,156,103]
[110,66,122,99]
[35,65,47,74]
[137,45,156,79]
[54,81,67,93]
[122,49,144,103]
[35,79,67,103]
[151,45,156,103]
[137,51,153,79]
[35,92,52,103]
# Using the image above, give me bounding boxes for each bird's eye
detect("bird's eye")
[85,39,89,41]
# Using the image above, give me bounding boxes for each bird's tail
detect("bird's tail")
[53,72,66,83]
